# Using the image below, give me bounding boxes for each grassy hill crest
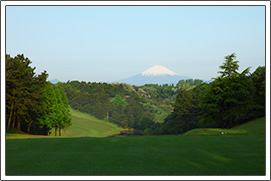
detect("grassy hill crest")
[183,117,265,136]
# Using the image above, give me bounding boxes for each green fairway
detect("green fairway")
[6,135,265,176]
[5,117,266,176]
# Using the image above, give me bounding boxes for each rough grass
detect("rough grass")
[6,135,265,176]
[183,117,265,136]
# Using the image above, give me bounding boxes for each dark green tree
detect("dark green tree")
[249,66,265,118]
[200,53,255,128]
[6,54,48,133]
[218,53,239,77]
[109,94,128,126]
[160,87,203,135]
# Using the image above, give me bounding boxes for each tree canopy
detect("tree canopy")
[6,54,71,135]
[6,53,265,136]
[200,53,259,128]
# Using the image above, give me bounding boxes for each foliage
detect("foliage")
[6,54,48,134]
[200,53,256,128]
[59,81,180,133]
[218,53,239,77]
[37,82,57,134]
[38,83,72,135]
[159,85,205,135]
[177,79,204,90]
[158,53,265,134]
[249,66,265,118]
[6,54,71,135]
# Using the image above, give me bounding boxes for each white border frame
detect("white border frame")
[1,1,270,180]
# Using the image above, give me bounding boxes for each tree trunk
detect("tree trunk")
[16,115,21,131]
[55,127,58,136]
[47,129,50,136]
[7,101,14,130]
[27,120,34,133]
[59,128,61,136]
[12,112,16,129]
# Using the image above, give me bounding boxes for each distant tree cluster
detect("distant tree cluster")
[6,54,71,135]
[58,81,156,134]
[176,79,204,90]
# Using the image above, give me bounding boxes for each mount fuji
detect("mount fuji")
[116,65,191,86]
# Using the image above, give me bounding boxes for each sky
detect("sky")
[6,5,265,82]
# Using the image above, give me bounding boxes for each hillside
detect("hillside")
[6,108,122,139]
[61,108,122,137]
[183,117,265,136]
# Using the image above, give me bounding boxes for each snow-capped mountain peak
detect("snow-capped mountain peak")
[116,65,191,86]
[141,65,179,76]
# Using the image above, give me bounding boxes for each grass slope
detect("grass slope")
[6,108,122,139]
[61,109,122,137]
[183,117,265,136]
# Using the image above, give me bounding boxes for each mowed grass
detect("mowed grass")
[5,117,266,176]
[6,135,265,176]
[6,131,48,139]
[60,109,122,137]
[6,108,122,139]
[183,117,265,136]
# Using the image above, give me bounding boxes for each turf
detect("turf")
[5,117,266,176]
[6,108,122,139]
[183,117,265,136]
[6,135,265,176]
[60,108,122,137]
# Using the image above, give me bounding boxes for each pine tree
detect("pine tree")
[200,53,255,128]
[6,54,48,132]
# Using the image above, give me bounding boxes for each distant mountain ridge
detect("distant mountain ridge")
[50,79,61,84]
[117,65,191,86]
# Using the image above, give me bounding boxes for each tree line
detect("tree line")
[57,53,264,135]
[6,54,71,135]
[6,53,265,136]
[157,53,265,135]
[56,75,206,134]
[57,82,155,134]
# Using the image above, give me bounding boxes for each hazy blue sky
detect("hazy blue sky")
[6,6,265,82]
